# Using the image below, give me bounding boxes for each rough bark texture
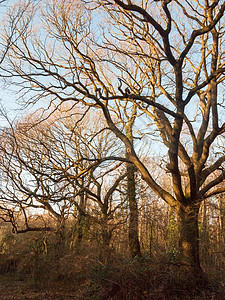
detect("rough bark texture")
[55,217,66,257]
[173,203,212,289]
[101,224,112,250]
[77,190,86,246]
[125,106,141,258]
[127,162,141,257]
[100,215,113,262]
[176,203,201,269]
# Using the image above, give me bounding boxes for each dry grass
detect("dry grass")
[0,224,224,299]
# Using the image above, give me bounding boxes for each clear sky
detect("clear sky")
[0,0,20,126]
[0,1,49,127]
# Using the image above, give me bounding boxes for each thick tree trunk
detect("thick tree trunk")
[102,226,112,250]
[127,163,141,257]
[174,203,213,290]
[176,203,201,269]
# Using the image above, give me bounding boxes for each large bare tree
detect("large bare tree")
[1,0,225,280]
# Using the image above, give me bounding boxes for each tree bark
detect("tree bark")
[125,106,141,258]
[77,189,87,246]
[102,226,112,250]
[55,216,66,257]
[127,162,141,257]
[100,215,112,261]
[176,203,201,269]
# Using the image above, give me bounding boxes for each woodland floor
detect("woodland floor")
[0,278,78,299]
[0,277,224,300]
[0,253,224,300]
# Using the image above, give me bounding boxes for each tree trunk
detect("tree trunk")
[166,207,178,253]
[76,188,87,247]
[200,200,209,267]
[102,226,112,250]
[125,104,141,258]
[100,216,112,261]
[176,203,201,269]
[127,162,141,257]
[174,203,213,290]
[55,216,66,257]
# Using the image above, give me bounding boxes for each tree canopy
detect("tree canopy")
[0,0,225,287]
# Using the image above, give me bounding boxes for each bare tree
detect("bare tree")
[0,115,71,239]
[1,0,225,281]
[0,107,127,255]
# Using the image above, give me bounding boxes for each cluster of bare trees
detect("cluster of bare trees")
[0,0,224,284]
[0,107,130,253]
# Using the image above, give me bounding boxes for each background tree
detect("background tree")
[0,106,129,255]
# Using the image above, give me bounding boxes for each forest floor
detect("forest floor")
[0,277,224,300]
[0,278,79,299]
[0,254,224,300]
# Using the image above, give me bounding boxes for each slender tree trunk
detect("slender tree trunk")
[148,219,153,257]
[127,162,141,257]
[125,108,141,258]
[55,216,66,256]
[76,186,87,248]
[77,191,86,245]
[77,213,85,243]
[176,203,201,269]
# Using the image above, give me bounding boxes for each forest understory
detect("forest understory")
[0,214,224,300]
